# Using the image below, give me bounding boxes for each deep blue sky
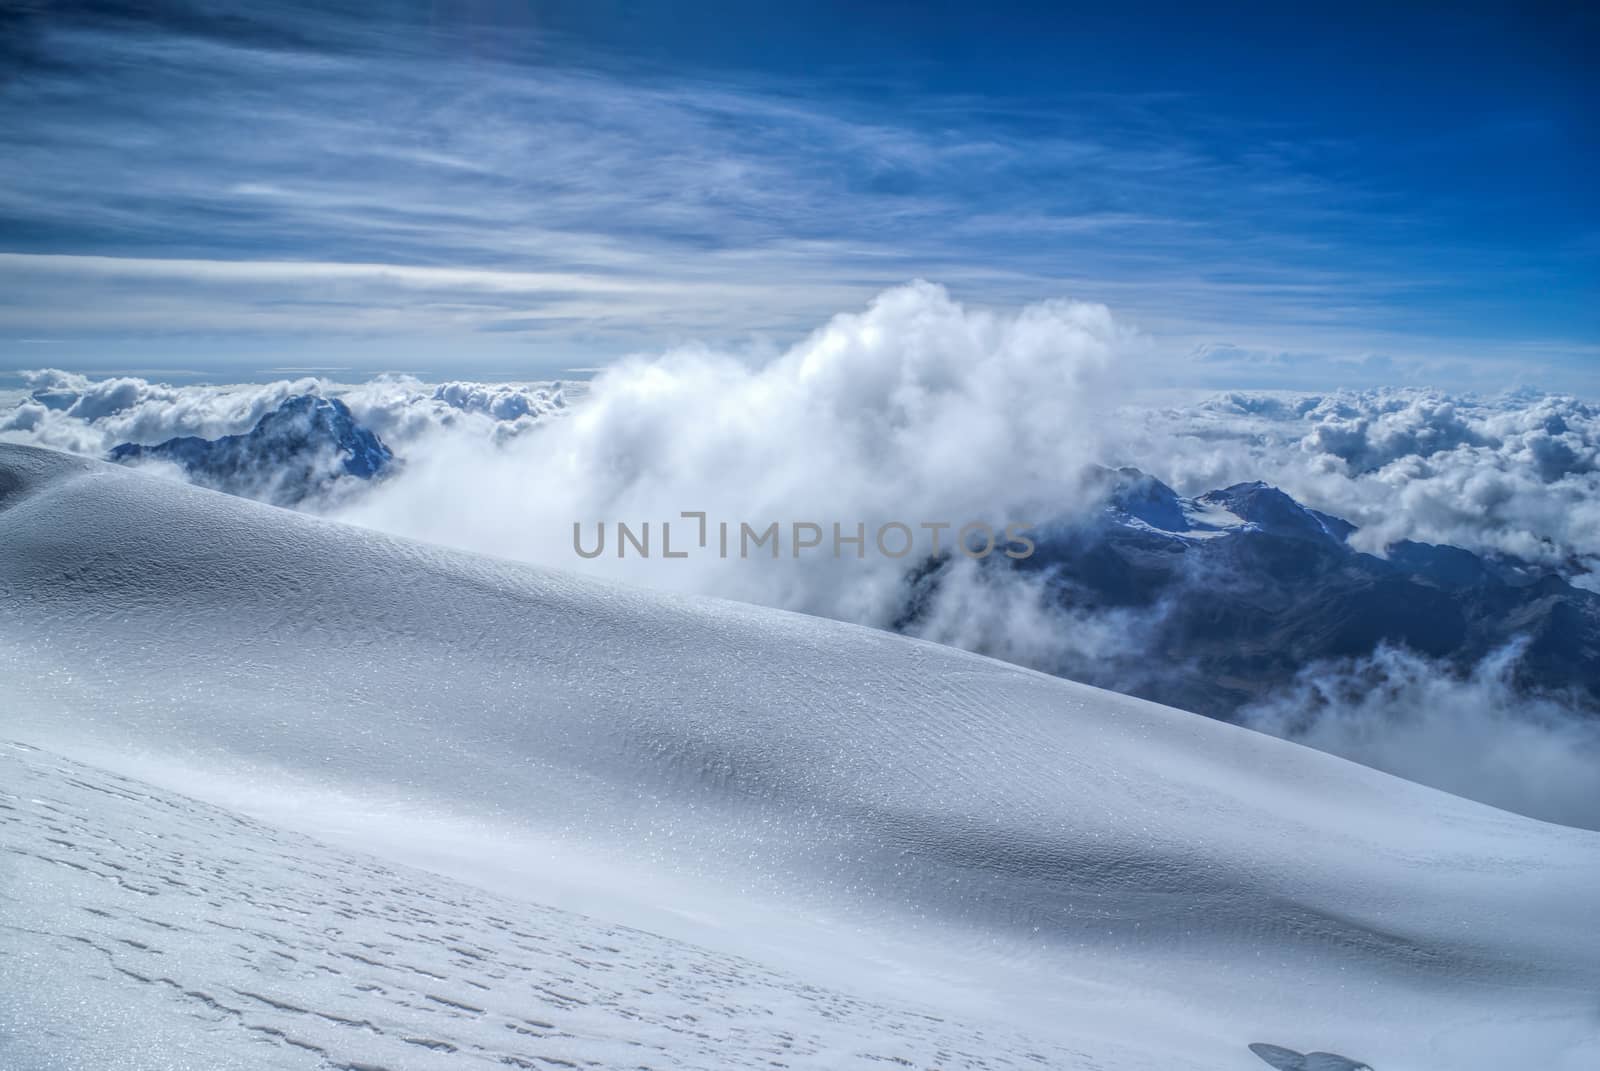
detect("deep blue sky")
[0,1,1594,389]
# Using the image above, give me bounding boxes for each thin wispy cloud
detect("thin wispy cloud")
[0,2,1593,387]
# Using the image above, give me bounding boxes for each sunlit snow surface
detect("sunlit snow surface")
[0,743,1089,1070]
[2,443,1598,1070]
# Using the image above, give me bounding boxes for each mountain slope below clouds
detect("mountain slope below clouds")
[2,443,1598,1071]
[908,466,1600,719]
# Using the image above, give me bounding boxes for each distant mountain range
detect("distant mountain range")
[109,395,391,505]
[898,466,1600,719]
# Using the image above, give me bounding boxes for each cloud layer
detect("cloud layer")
[332,282,1125,627]
[1239,642,1600,829]
[1117,388,1600,586]
[2,368,574,458]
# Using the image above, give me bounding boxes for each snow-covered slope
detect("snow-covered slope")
[0,742,1091,1071]
[3,443,1598,1071]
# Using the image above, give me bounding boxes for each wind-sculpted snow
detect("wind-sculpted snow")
[2,443,1599,1070]
[0,743,1091,1071]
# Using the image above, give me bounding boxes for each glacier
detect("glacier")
[2,442,1598,1070]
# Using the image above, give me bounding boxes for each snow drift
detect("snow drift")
[2,442,1598,1071]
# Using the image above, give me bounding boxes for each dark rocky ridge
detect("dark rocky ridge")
[109,395,391,506]
[898,467,1600,719]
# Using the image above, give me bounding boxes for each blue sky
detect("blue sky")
[0,1,1594,390]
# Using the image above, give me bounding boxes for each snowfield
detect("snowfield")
[1,743,1091,1071]
[2,442,1598,1071]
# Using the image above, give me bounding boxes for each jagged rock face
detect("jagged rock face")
[109,396,392,506]
[901,467,1600,719]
